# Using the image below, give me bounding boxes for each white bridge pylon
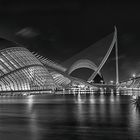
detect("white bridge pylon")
[87,26,119,85]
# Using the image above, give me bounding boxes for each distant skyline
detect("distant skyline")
[0,1,140,82]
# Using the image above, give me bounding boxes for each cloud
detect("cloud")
[16,27,39,38]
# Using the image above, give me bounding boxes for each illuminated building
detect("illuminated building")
[0,38,55,91]
[0,27,119,92]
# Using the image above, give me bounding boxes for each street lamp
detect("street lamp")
[100,80,103,84]
[132,73,136,78]
[110,80,114,85]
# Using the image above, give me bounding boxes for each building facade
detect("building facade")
[0,37,106,92]
[0,40,56,91]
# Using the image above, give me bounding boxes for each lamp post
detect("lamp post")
[132,73,136,79]
[100,80,103,84]
[110,80,114,85]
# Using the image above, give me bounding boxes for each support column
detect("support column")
[115,26,119,85]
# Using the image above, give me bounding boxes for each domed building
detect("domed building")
[0,38,56,91]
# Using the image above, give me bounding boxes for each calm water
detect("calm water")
[0,93,140,140]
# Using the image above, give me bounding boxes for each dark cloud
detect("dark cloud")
[16,27,39,38]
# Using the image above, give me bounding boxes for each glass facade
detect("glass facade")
[0,47,56,91]
[50,71,71,88]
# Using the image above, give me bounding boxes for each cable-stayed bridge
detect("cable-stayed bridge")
[33,26,119,91]
[0,27,135,94]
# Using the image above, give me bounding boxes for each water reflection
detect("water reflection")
[89,93,95,104]
[99,94,105,103]
[116,94,140,139]
[26,96,39,140]
[74,94,86,104]
[129,101,140,139]
[27,95,33,111]
[0,93,139,139]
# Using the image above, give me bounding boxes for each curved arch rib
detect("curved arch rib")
[68,59,101,76]
[88,27,117,82]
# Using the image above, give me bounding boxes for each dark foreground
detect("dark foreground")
[0,93,140,140]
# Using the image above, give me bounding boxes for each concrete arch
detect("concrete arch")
[68,59,101,76]
[0,44,56,91]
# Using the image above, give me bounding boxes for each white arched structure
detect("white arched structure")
[68,59,102,77]
[50,71,71,87]
[88,27,118,83]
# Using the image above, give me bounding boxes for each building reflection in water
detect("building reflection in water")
[110,92,115,103]
[0,93,140,139]
[74,93,86,104]
[76,97,85,125]
[99,93,105,104]
[89,93,95,104]
[26,95,40,140]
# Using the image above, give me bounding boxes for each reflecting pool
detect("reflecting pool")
[0,93,139,140]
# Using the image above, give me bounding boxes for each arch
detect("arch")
[0,65,56,91]
[0,44,56,91]
[68,59,101,76]
[50,71,71,87]
[88,27,117,82]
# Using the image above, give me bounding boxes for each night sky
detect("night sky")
[0,1,140,82]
